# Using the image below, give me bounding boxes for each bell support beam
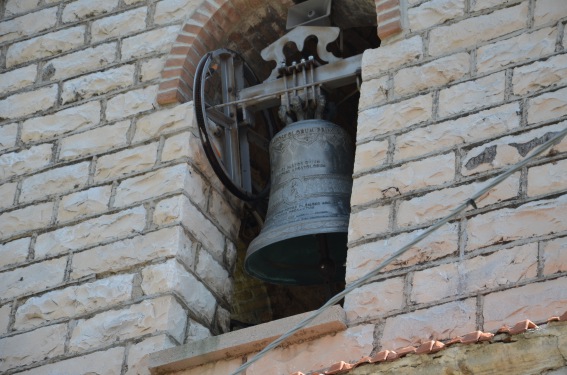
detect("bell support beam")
[214,54,362,113]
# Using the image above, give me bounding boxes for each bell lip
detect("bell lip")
[244,218,349,285]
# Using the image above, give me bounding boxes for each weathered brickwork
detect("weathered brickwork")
[1,0,566,374]
[0,1,241,374]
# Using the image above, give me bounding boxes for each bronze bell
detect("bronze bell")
[245,119,354,285]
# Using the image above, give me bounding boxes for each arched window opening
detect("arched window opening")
[188,0,380,329]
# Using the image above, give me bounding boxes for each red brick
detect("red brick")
[157,89,183,105]
[164,57,185,69]
[377,0,400,14]
[170,45,191,56]
[379,8,401,23]
[183,23,202,35]
[159,79,182,91]
[161,68,183,80]
[378,19,402,40]
[175,34,196,45]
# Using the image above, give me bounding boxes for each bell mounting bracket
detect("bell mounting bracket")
[193,26,363,201]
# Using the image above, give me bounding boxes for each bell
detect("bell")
[245,119,354,285]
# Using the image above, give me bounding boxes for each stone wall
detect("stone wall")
[346,0,567,352]
[0,1,242,374]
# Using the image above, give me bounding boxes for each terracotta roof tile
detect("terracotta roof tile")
[415,340,445,354]
[291,311,567,375]
[508,319,538,335]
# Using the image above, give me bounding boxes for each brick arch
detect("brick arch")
[156,0,404,106]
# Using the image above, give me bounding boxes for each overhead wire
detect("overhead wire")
[230,125,567,375]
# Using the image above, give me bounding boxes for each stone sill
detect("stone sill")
[148,305,347,374]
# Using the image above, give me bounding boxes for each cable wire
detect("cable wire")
[230,126,567,375]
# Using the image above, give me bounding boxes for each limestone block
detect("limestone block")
[0,182,17,210]
[106,85,157,121]
[15,274,134,330]
[351,153,455,207]
[0,123,18,152]
[0,323,66,371]
[5,0,42,16]
[429,3,528,56]
[140,56,167,82]
[114,164,204,207]
[207,188,239,237]
[0,237,30,268]
[395,102,520,161]
[0,7,57,43]
[348,205,391,242]
[534,0,567,26]
[353,139,389,174]
[21,101,101,142]
[20,161,90,202]
[187,319,212,342]
[466,194,567,251]
[91,7,148,43]
[0,64,37,94]
[216,305,231,333]
[162,132,192,162]
[133,102,193,142]
[477,27,557,74]
[412,243,537,304]
[528,159,567,197]
[394,52,469,97]
[0,85,57,120]
[362,36,423,80]
[69,296,187,352]
[35,205,146,258]
[44,42,117,81]
[358,76,389,108]
[58,185,112,222]
[154,195,225,259]
[357,93,432,142]
[94,143,158,182]
[62,0,118,23]
[71,226,195,278]
[126,335,176,375]
[141,259,217,324]
[513,53,567,96]
[0,257,65,300]
[397,173,520,227]
[196,249,232,301]
[345,222,458,283]
[461,122,567,176]
[121,26,179,60]
[17,347,124,375]
[0,202,53,240]
[0,143,53,179]
[247,325,374,375]
[527,86,567,124]
[6,26,85,67]
[0,304,10,335]
[438,72,505,119]
[61,64,135,104]
[59,120,130,160]
[542,237,567,275]
[472,0,523,11]
[483,276,567,331]
[408,0,464,32]
[154,0,201,25]
[344,277,404,321]
[381,299,476,348]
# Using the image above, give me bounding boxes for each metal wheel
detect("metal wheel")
[194,49,273,201]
